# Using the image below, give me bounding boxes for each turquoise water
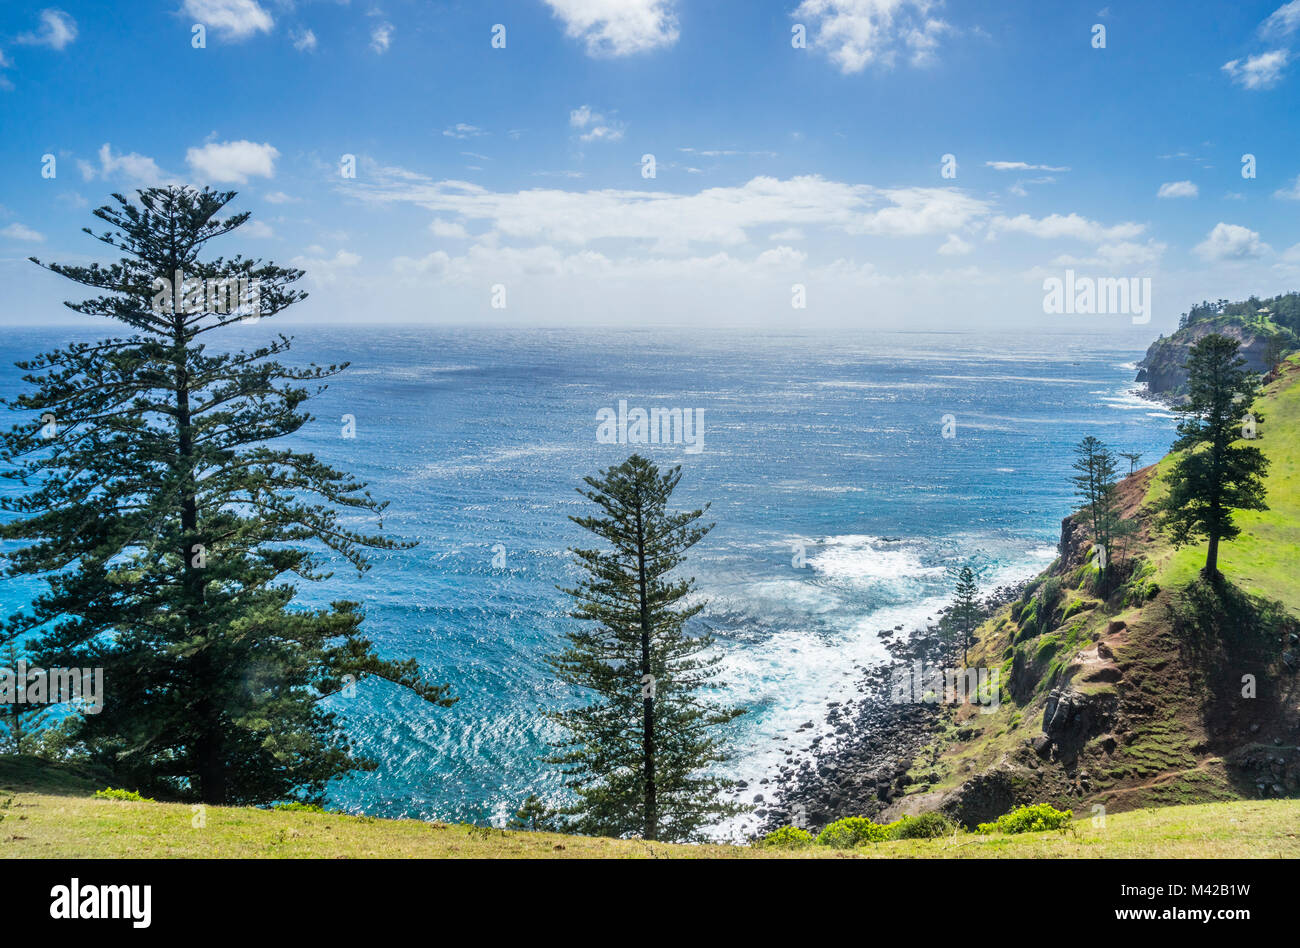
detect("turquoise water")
[0,325,1178,834]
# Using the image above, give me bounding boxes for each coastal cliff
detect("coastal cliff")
[879,357,1300,826]
[765,354,1300,834]
[1136,294,1299,398]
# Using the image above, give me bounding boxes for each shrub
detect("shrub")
[272,801,328,814]
[1036,577,1063,632]
[887,811,955,839]
[815,816,888,848]
[977,803,1073,835]
[94,787,153,803]
[758,825,815,849]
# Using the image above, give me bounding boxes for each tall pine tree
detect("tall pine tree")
[1071,436,1123,588]
[547,454,744,842]
[0,186,453,804]
[1156,334,1269,579]
[946,564,981,666]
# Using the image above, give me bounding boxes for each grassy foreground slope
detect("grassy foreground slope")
[888,358,1300,826]
[2,757,1296,858]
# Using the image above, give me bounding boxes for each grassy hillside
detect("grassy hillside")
[1145,357,1300,611]
[2,756,1295,858]
[886,359,1300,826]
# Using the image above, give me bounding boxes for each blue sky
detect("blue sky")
[1,0,1299,332]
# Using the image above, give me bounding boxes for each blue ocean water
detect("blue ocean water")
[0,325,1178,836]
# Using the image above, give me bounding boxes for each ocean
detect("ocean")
[0,325,1179,837]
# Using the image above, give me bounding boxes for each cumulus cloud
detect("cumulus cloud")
[290,248,361,283]
[1053,240,1166,269]
[80,143,170,186]
[543,0,679,57]
[185,140,279,183]
[443,124,484,140]
[1194,222,1270,261]
[987,213,1145,243]
[1157,180,1198,198]
[181,0,273,41]
[348,169,992,249]
[569,105,625,143]
[1222,49,1289,89]
[1,223,45,242]
[16,9,77,49]
[430,218,469,239]
[938,233,972,255]
[291,28,317,52]
[1274,174,1300,199]
[793,0,952,73]
[371,22,394,53]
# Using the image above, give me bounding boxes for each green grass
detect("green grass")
[1144,358,1300,614]
[1,757,1295,859]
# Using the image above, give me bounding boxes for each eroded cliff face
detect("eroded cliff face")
[1136,320,1273,397]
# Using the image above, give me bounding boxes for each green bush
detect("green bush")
[977,803,1073,835]
[887,812,955,839]
[1036,577,1063,633]
[272,801,328,814]
[815,816,888,848]
[758,825,815,849]
[94,787,153,803]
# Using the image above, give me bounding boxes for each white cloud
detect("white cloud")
[1054,240,1166,269]
[181,0,273,41]
[443,124,484,140]
[938,233,972,255]
[769,228,805,241]
[569,105,625,143]
[543,0,679,57]
[988,213,1145,243]
[430,218,469,239]
[264,190,297,204]
[1157,180,1198,198]
[1274,174,1300,199]
[349,169,992,249]
[82,143,169,186]
[1261,1,1300,37]
[16,9,78,49]
[1194,222,1270,261]
[185,140,278,183]
[1222,49,1289,89]
[985,161,1070,172]
[793,0,952,74]
[291,28,317,52]
[755,245,808,268]
[1,223,45,242]
[290,248,361,283]
[371,22,394,53]
[242,220,274,238]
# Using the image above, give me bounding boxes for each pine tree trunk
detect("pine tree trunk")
[634,500,656,842]
[173,309,224,804]
[1205,532,1220,580]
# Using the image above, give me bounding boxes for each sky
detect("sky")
[0,0,1299,334]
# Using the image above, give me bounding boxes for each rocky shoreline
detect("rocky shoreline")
[750,582,1030,837]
